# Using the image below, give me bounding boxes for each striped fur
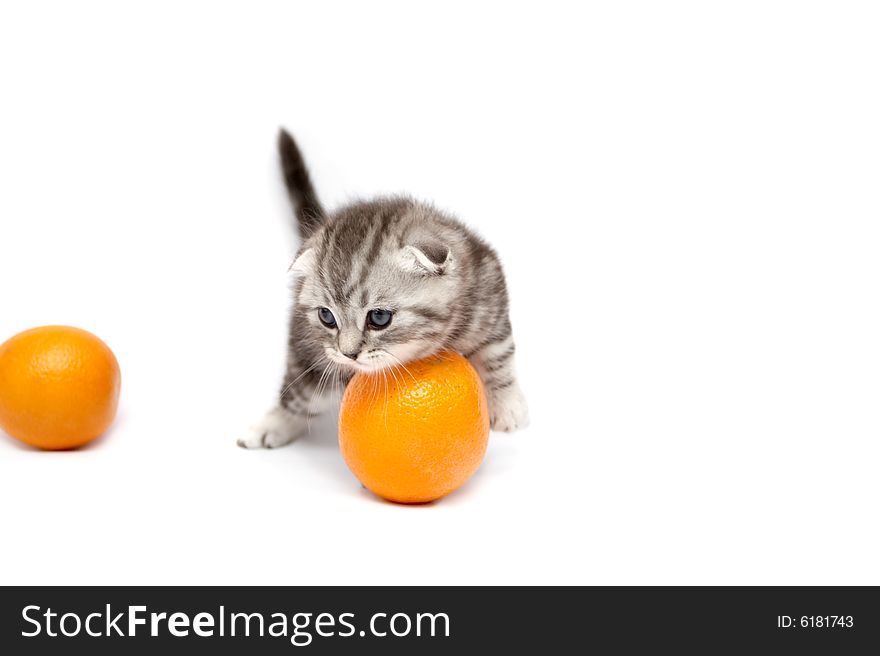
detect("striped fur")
[238,130,528,449]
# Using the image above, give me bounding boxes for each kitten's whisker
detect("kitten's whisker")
[370,370,380,409]
[332,367,341,402]
[382,368,389,432]
[280,359,323,400]
[387,364,401,391]
[307,360,334,434]
[382,351,417,383]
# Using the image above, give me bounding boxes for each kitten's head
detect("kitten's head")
[291,199,460,373]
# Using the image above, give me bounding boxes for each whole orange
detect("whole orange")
[339,352,489,504]
[0,326,121,450]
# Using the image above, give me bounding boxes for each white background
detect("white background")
[1,1,879,585]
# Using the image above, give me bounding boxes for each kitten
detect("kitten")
[238,130,528,448]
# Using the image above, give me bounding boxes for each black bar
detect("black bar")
[1,586,877,653]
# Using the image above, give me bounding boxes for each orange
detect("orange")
[339,351,489,504]
[0,326,120,450]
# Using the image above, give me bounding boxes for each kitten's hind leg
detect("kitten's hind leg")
[468,330,529,432]
[237,360,336,449]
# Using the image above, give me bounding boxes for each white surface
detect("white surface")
[1,1,879,585]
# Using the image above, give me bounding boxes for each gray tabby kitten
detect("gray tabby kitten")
[238,130,528,449]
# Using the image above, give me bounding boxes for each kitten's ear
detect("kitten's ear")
[289,248,316,276]
[398,241,452,276]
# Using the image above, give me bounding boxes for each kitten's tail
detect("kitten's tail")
[278,129,325,238]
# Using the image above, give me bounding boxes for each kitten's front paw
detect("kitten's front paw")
[489,384,530,432]
[237,406,307,449]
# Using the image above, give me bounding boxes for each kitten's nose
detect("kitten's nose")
[342,351,359,361]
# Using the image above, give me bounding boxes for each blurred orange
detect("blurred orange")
[0,326,120,450]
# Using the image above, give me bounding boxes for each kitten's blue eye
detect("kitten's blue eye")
[318,307,337,328]
[367,309,392,330]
